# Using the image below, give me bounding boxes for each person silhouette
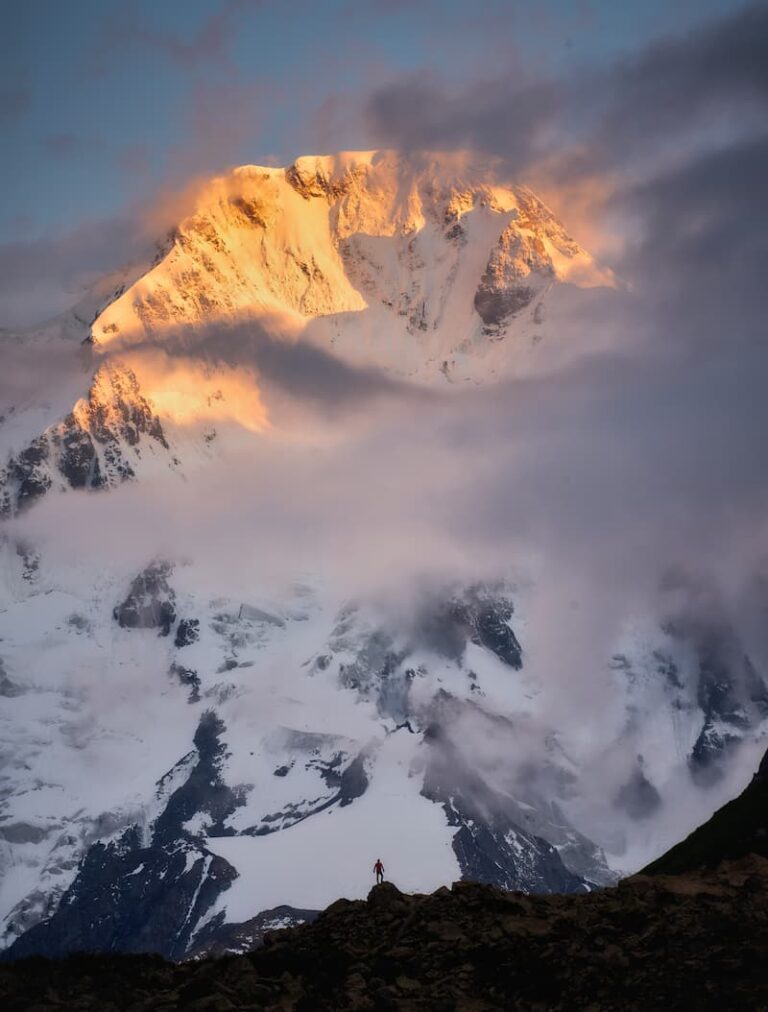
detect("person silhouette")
[373,857,385,884]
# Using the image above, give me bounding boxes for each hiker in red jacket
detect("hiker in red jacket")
[374,858,385,884]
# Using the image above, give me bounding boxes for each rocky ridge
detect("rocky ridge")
[0,361,171,517]
[1,857,766,1010]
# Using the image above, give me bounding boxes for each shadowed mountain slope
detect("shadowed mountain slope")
[642,746,768,875]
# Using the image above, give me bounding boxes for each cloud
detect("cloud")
[362,3,768,197]
[365,71,560,173]
[10,1,767,609]
[0,170,213,328]
[96,0,255,73]
[8,224,768,866]
[0,215,154,328]
[0,335,86,412]
[592,2,768,164]
[617,133,768,354]
[120,318,412,413]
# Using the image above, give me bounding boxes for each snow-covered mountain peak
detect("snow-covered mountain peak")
[88,150,615,382]
[0,150,619,519]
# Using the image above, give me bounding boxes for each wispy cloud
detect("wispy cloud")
[96,0,257,73]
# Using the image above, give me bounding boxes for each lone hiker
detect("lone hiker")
[374,858,385,884]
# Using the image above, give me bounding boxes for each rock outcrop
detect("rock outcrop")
[2,859,768,1009]
[113,561,177,636]
[0,362,169,516]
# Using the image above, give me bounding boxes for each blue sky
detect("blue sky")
[1,0,740,244]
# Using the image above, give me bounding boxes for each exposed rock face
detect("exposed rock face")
[441,584,523,668]
[304,585,615,893]
[658,581,768,783]
[0,810,141,951]
[421,708,611,893]
[4,829,235,963]
[690,651,768,783]
[327,583,523,721]
[188,905,319,959]
[5,750,768,1005]
[0,362,169,516]
[240,744,370,838]
[1,437,53,513]
[474,219,554,332]
[79,362,168,453]
[0,658,22,698]
[3,860,768,1009]
[113,561,177,635]
[4,712,243,962]
[285,161,351,202]
[7,561,763,961]
[170,663,201,702]
[154,710,247,845]
[609,576,768,793]
[423,760,590,894]
[175,618,200,648]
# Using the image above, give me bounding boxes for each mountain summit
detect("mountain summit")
[90,150,613,380]
[1,150,615,515]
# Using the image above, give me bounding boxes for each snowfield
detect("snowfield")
[206,730,461,920]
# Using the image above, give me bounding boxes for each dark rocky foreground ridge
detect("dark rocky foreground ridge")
[2,748,768,1011]
[2,861,768,1011]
